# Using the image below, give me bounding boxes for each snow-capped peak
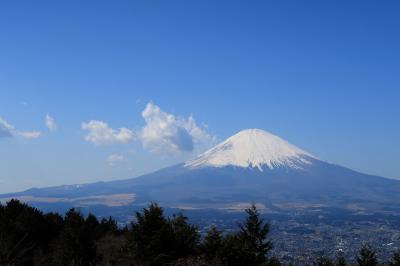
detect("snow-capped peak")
[184,129,313,171]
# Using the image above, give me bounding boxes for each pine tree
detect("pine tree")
[96,233,131,265]
[130,203,172,264]
[217,203,274,265]
[0,199,49,265]
[130,203,199,264]
[357,245,378,266]
[49,208,85,265]
[169,212,200,259]
[201,226,223,262]
[237,203,273,264]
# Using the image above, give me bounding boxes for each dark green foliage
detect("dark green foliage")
[48,209,99,265]
[390,250,400,266]
[209,204,274,266]
[0,200,126,266]
[0,199,53,265]
[130,203,199,265]
[235,203,273,264]
[169,212,200,258]
[357,245,378,266]
[200,226,224,263]
[96,233,132,265]
[130,202,174,264]
[218,234,249,265]
[2,199,400,265]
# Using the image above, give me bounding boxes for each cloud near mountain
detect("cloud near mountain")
[82,102,214,154]
[139,102,214,153]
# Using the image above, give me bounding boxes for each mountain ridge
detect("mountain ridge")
[1,128,400,213]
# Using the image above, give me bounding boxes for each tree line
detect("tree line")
[1,199,400,266]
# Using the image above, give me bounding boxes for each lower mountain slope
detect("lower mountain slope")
[1,129,400,211]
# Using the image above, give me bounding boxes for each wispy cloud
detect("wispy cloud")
[0,117,41,139]
[45,114,57,132]
[139,102,214,154]
[81,120,134,145]
[107,154,126,166]
[0,117,14,138]
[16,131,42,139]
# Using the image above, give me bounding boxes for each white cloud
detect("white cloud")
[82,120,134,145]
[45,114,57,132]
[107,154,125,166]
[0,117,14,138]
[139,102,214,154]
[16,131,42,139]
[0,117,41,139]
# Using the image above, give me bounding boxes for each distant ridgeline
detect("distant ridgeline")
[2,129,400,212]
[1,199,400,265]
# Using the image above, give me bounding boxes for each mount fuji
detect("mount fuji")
[2,129,400,211]
[185,129,314,171]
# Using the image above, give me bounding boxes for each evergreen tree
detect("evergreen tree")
[0,199,50,265]
[219,234,250,265]
[169,212,200,259]
[48,208,94,266]
[218,204,274,265]
[81,213,100,263]
[0,200,124,265]
[130,203,176,264]
[96,233,131,265]
[97,217,118,237]
[237,203,273,264]
[201,226,224,263]
[130,203,201,265]
[357,245,378,266]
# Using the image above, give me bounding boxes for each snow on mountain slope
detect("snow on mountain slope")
[185,129,314,171]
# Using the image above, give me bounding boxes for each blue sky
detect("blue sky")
[1,0,399,193]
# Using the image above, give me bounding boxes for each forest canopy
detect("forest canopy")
[0,200,399,266]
